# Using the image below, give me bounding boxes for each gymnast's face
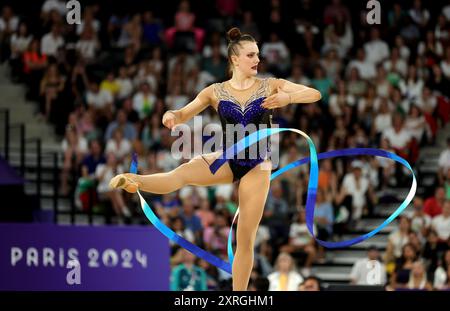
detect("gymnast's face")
[231,41,260,77]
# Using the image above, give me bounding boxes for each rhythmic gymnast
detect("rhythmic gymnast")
[110,27,321,291]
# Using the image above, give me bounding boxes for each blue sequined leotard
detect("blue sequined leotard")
[208,78,273,181]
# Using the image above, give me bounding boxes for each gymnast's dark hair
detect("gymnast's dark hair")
[226,27,256,76]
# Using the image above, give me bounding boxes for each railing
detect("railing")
[0,108,60,223]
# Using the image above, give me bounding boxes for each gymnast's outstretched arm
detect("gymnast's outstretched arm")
[162,85,215,129]
[109,85,232,193]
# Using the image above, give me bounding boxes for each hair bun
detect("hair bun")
[227,27,242,42]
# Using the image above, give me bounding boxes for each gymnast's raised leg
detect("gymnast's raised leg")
[109,152,233,193]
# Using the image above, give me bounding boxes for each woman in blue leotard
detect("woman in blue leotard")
[110,27,321,291]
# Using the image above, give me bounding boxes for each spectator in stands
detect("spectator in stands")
[40,24,64,58]
[165,0,205,52]
[105,127,132,163]
[438,138,450,186]
[434,249,450,290]
[9,22,32,81]
[298,276,322,291]
[280,209,316,276]
[267,252,303,291]
[81,139,105,178]
[424,187,446,217]
[75,26,100,64]
[431,200,450,244]
[203,211,231,256]
[95,152,131,221]
[409,197,431,239]
[0,5,19,62]
[61,125,88,195]
[248,276,270,291]
[385,216,411,263]
[364,28,389,65]
[195,198,215,229]
[170,248,207,291]
[261,32,290,76]
[422,230,442,277]
[170,216,195,248]
[406,260,432,290]
[405,105,430,146]
[117,13,142,52]
[350,245,387,286]
[389,243,418,289]
[314,188,334,261]
[39,63,66,122]
[347,48,376,80]
[336,160,372,224]
[23,39,47,100]
[263,181,292,248]
[40,0,67,21]
[104,109,137,142]
[381,113,414,163]
[180,198,203,243]
[329,80,355,118]
[346,67,367,98]
[132,82,156,120]
[86,80,114,129]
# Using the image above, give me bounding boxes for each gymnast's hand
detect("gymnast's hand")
[261,86,290,109]
[162,110,178,130]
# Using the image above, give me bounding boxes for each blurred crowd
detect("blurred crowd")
[1,0,449,290]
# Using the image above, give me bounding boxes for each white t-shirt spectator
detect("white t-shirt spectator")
[364,39,389,65]
[434,266,449,290]
[384,59,408,77]
[399,79,424,102]
[76,20,101,35]
[443,5,450,20]
[0,15,19,33]
[411,213,431,235]
[105,138,132,160]
[438,147,450,173]
[132,92,156,119]
[350,258,387,285]
[382,127,412,149]
[289,222,316,247]
[347,60,376,80]
[75,38,98,61]
[405,116,428,142]
[342,173,369,220]
[10,34,32,58]
[329,94,356,116]
[374,113,392,134]
[441,60,450,79]
[41,33,64,57]
[95,163,124,193]
[432,215,450,240]
[61,137,88,154]
[388,230,410,259]
[261,41,290,65]
[86,89,113,109]
[268,271,303,291]
[418,41,443,57]
[116,77,134,100]
[41,0,67,15]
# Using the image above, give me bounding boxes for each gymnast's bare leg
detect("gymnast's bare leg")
[109,151,233,193]
[232,160,271,291]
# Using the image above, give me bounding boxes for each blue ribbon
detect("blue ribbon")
[131,127,416,274]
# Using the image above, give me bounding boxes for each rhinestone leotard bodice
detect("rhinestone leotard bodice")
[213,78,272,167]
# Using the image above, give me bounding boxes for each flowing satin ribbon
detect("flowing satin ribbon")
[131,127,416,274]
